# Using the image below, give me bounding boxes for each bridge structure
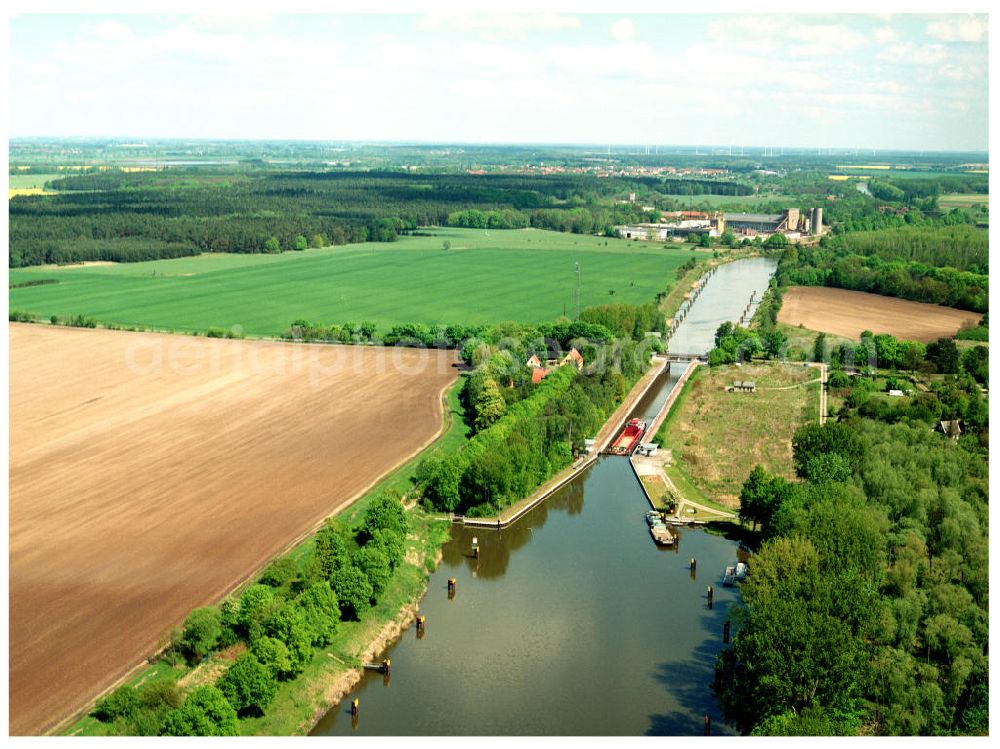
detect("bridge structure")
[665,352,707,363]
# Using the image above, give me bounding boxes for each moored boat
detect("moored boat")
[649,523,675,546]
[612,418,647,455]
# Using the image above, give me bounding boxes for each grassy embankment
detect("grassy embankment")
[655,362,820,509]
[10,228,691,336]
[64,376,471,737]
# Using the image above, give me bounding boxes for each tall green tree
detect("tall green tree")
[361,491,409,539]
[217,654,277,717]
[251,636,292,680]
[264,604,313,674]
[160,686,238,736]
[354,545,392,599]
[330,566,374,621]
[813,332,827,363]
[295,582,340,647]
[925,338,959,374]
[179,607,222,662]
[738,465,791,532]
[474,376,507,432]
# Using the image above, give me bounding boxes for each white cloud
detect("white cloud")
[937,64,978,81]
[610,18,637,44]
[705,15,774,43]
[707,16,866,58]
[190,13,273,33]
[787,24,866,52]
[874,27,899,45]
[926,16,987,43]
[418,13,580,33]
[878,42,949,66]
[88,20,134,43]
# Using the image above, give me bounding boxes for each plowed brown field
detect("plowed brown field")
[8,324,458,735]
[777,286,982,342]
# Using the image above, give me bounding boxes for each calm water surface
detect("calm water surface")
[311,256,777,736]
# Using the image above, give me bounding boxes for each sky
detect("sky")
[7,10,990,151]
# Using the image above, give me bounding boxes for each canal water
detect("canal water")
[311,256,777,736]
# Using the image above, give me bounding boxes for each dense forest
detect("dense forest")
[820,225,988,274]
[776,243,988,312]
[716,415,988,736]
[9,169,746,267]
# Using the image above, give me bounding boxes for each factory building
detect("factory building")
[616,207,823,243]
[723,207,823,238]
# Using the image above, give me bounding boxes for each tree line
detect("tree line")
[88,492,412,735]
[9,167,751,267]
[819,225,987,274]
[777,245,988,312]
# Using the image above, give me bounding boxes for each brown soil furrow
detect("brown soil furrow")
[8,324,458,735]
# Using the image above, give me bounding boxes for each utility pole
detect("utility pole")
[575,262,581,319]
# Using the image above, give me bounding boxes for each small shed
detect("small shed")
[731,381,756,393]
[525,354,542,368]
[636,442,659,457]
[888,389,904,397]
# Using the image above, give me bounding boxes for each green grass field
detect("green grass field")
[10,228,690,336]
[938,193,989,208]
[8,173,60,189]
[656,362,819,506]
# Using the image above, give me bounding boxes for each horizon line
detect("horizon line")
[8,136,990,156]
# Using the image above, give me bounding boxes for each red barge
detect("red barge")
[610,417,647,456]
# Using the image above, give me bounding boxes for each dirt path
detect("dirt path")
[9,324,458,735]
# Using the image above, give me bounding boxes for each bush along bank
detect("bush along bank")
[78,492,444,736]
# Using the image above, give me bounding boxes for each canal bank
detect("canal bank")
[309,256,778,736]
[461,354,673,530]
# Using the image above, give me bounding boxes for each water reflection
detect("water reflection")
[444,468,589,579]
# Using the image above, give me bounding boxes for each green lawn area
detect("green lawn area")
[938,193,989,208]
[8,172,60,189]
[9,228,690,336]
[656,362,820,507]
